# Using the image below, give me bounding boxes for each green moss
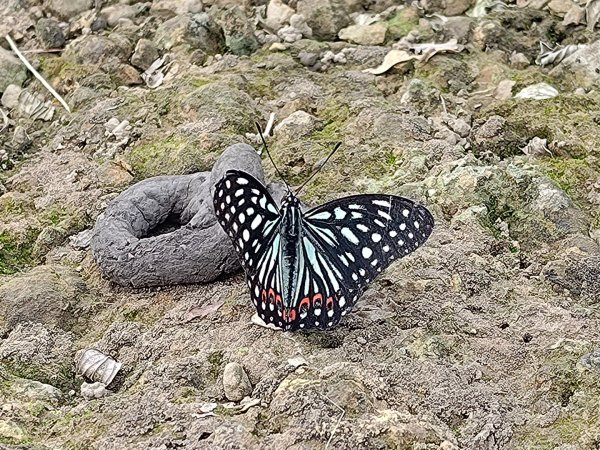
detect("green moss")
[172,386,199,404]
[386,9,419,41]
[1,359,76,393]
[509,68,554,91]
[0,195,30,216]
[190,78,212,88]
[127,135,208,179]
[207,351,223,381]
[39,57,97,83]
[311,100,350,144]
[414,56,475,93]
[513,351,600,449]
[480,94,600,159]
[0,229,40,275]
[537,158,598,203]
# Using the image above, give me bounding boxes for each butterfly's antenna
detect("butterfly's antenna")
[295,142,342,196]
[255,122,291,193]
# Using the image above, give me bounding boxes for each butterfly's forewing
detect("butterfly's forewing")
[294,194,434,329]
[213,170,286,327]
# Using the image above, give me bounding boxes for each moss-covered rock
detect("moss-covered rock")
[0,265,88,335]
[0,227,40,275]
[126,131,243,179]
[476,94,600,160]
[386,8,420,41]
[180,83,260,135]
[0,323,76,392]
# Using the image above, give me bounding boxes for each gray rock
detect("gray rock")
[296,0,350,40]
[470,115,526,158]
[131,39,160,71]
[1,84,22,109]
[0,48,28,93]
[550,40,600,88]
[155,13,225,54]
[64,34,133,65]
[580,349,600,372]
[275,110,322,138]
[81,381,110,400]
[422,0,474,15]
[0,323,75,391]
[45,0,93,20]
[91,143,265,287]
[150,0,204,15]
[510,52,530,69]
[338,22,387,46]
[32,226,67,259]
[445,116,471,138]
[266,0,295,30]
[101,4,144,27]
[298,51,318,66]
[9,377,63,405]
[543,255,600,303]
[222,362,252,401]
[35,18,65,49]
[215,5,259,56]
[0,265,87,335]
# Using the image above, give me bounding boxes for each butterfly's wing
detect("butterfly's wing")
[213,170,287,328]
[288,194,434,330]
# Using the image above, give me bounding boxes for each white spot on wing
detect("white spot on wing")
[372,233,381,243]
[251,215,262,230]
[362,247,373,258]
[310,211,332,220]
[341,227,359,244]
[373,199,391,208]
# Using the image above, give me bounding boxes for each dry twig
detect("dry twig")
[5,34,71,113]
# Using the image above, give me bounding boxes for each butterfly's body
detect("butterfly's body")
[214,170,434,332]
[278,195,303,308]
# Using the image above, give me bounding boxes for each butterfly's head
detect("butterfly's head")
[280,193,300,209]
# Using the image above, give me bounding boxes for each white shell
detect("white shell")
[76,349,122,387]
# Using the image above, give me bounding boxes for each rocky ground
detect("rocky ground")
[1,0,600,448]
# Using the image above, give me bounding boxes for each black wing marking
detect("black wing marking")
[213,170,285,328]
[289,194,434,330]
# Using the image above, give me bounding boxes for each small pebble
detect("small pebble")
[81,382,109,400]
[1,84,22,109]
[298,51,318,67]
[510,52,529,70]
[223,362,252,402]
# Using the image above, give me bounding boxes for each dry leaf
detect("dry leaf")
[410,39,463,62]
[362,49,415,75]
[363,39,464,75]
[184,300,224,322]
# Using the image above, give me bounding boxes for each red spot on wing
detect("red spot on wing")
[299,297,310,313]
[312,293,323,309]
[326,296,334,310]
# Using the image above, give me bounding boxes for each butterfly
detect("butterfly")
[212,168,434,332]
